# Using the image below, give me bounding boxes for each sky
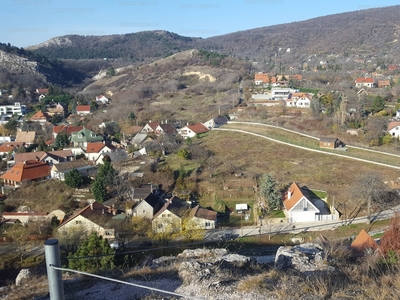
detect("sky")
[1,0,400,48]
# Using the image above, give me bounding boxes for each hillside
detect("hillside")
[27,5,400,65]
[0,43,86,89]
[80,49,251,125]
[26,31,199,61]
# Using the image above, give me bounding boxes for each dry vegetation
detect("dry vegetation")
[3,181,77,214]
[189,129,400,218]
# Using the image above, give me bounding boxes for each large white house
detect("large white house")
[0,102,26,116]
[283,182,338,223]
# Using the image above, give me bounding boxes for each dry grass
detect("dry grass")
[195,130,399,215]
[4,181,78,213]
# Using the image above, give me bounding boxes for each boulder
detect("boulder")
[177,248,228,259]
[178,251,256,285]
[15,269,32,286]
[275,243,334,273]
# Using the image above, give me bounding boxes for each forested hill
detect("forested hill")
[0,42,85,88]
[27,31,199,61]
[27,5,400,64]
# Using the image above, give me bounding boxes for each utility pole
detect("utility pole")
[241,213,243,237]
[44,239,65,300]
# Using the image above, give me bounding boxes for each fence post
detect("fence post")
[44,238,65,300]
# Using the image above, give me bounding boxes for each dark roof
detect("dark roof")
[319,137,339,143]
[159,123,177,135]
[153,196,189,219]
[52,159,94,172]
[189,205,218,221]
[132,184,156,200]
[58,202,116,228]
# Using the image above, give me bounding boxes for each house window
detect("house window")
[304,207,308,211]
[167,214,171,217]
[157,224,163,229]
[205,222,210,227]
[142,210,146,214]
[75,220,81,224]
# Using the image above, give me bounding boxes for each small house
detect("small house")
[319,137,344,149]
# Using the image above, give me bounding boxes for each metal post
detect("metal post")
[44,239,65,300]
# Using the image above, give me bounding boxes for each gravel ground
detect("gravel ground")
[58,276,274,300]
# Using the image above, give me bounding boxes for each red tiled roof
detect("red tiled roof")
[187,123,209,134]
[283,182,308,211]
[0,160,50,182]
[36,88,49,94]
[86,142,106,153]
[148,121,160,131]
[355,77,374,83]
[388,121,400,131]
[53,125,85,135]
[76,105,91,112]
[350,229,378,252]
[0,142,25,153]
[30,111,48,121]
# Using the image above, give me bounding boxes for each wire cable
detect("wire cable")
[50,264,204,300]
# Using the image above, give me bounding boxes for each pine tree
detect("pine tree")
[92,179,106,203]
[64,168,83,188]
[259,174,282,211]
[68,232,115,273]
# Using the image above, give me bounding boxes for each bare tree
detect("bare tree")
[352,172,386,223]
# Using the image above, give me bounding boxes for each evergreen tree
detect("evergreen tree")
[65,168,83,188]
[55,131,69,149]
[92,178,107,203]
[259,174,282,211]
[68,232,115,273]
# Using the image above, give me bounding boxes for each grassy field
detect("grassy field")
[224,123,400,168]
[192,129,400,219]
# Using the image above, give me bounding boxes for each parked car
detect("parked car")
[109,240,123,250]
[221,233,238,241]
[138,241,153,249]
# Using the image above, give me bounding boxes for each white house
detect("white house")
[203,116,228,130]
[188,205,218,230]
[355,77,375,88]
[0,102,26,116]
[96,94,109,104]
[388,121,400,138]
[85,142,115,162]
[287,92,312,108]
[282,182,338,223]
[178,124,209,139]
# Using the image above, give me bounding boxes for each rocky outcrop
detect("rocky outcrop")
[177,249,256,286]
[15,269,32,286]
[275,243,334,273]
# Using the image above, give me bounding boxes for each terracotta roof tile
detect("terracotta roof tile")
[350,229,378,252]
[187,123,209,134]
[0,160,50,182]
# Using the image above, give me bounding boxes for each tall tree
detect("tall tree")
[259,174,282,211]
[352,172,385,223]
[65,168,83,188]
[68,232,115,273]
[92,178,107,203]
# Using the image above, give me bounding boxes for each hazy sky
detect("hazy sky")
[2,0,399,48]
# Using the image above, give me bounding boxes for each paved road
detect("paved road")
[205,204,400,242]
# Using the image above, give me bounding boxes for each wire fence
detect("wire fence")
[50,264,204,300]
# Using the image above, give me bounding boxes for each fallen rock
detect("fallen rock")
[15,269,32,286]
[275,243,334,273]
[177,248,228,259]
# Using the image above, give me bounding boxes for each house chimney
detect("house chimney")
[102,209,105,214]
[165,119,167,124]
[288,191,291,199]
[90,202,93,210]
